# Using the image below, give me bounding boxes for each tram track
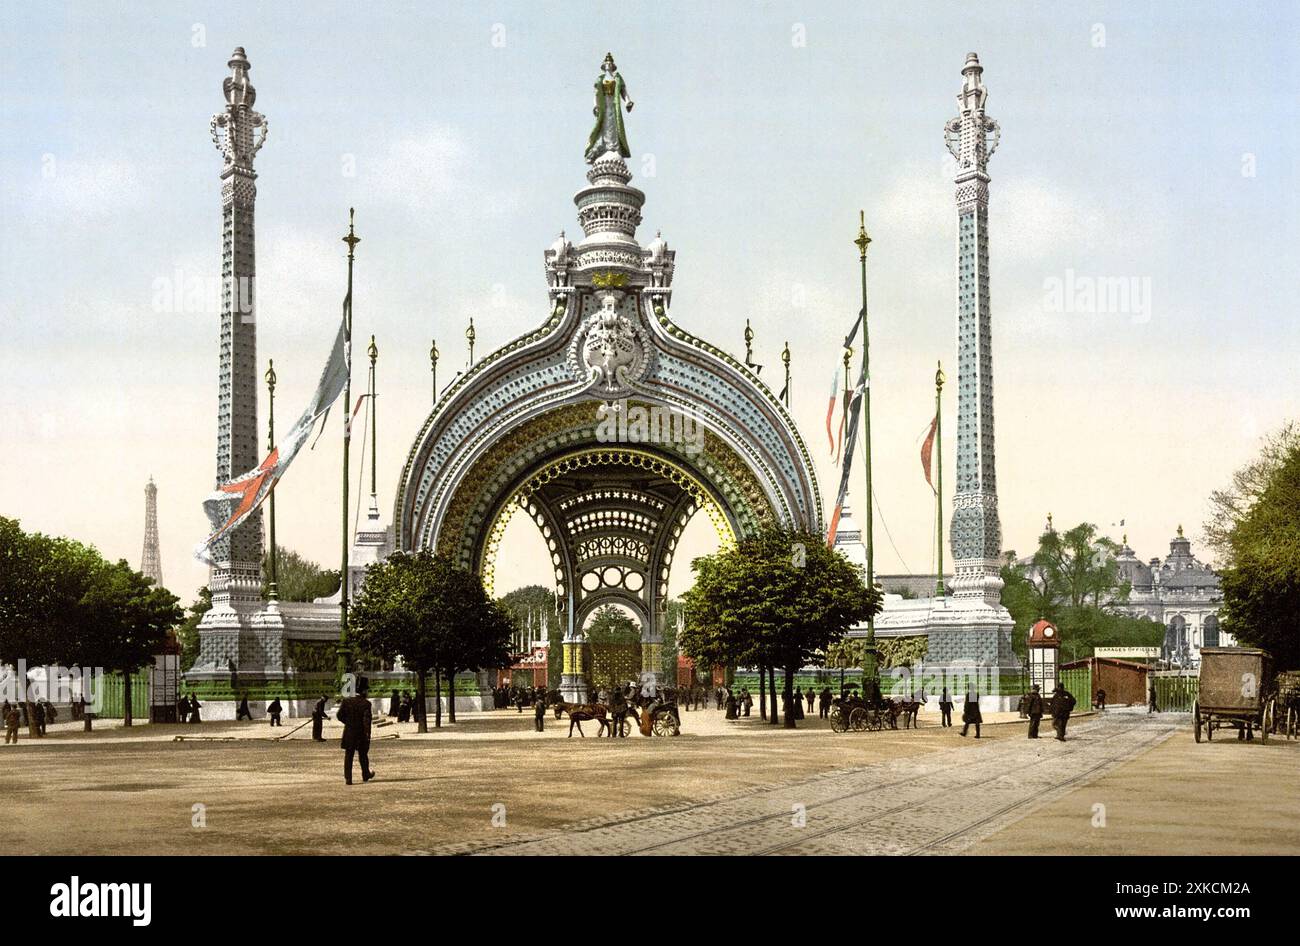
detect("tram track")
[453,715,1172,856]
[621,717,1170,856]
[760,721,1176,856]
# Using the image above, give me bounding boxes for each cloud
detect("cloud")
[14,155,146,221]
[360,125,521,218]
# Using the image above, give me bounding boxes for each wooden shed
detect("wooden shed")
[1060,656,1150,707]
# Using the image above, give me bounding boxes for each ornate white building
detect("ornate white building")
[1114,527,1227,666]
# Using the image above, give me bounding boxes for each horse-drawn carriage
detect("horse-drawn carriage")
[1193,646,1275,743]
[552,693,680,737]
[829,693,893,732]
[1269,670,1299,740]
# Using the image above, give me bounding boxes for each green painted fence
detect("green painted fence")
[1154,674,1198,712]
[1059,666,1092,708]
[94,669,151,719]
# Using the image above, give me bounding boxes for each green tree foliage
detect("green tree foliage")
[262,546,340,602]
[174,586,211,673]
[680,527,880,728]
[0,518,182,730]
[350,551,514,731]
[76,560,182,727]
[584,604,640,645]
[1205,423,1300,668]
[1001,524,1162,660]
[498,584,562,688]
[0,517,102,667]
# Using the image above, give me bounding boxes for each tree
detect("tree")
[1032,523,1127,612]
[499,583,563,688]
[174,586,211,673]
[681,527,879,728]
[350,551,514,732]
[75,560,182,728]
[0,517,101,670]
[584,604,640,645]
[1205,423,1300,668]
[1002,524,1160,661]
[262,546,341,602]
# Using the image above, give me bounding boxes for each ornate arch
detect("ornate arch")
[392,83,820,699]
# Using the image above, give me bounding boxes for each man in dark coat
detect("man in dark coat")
[939,687,954,728]
[1025,684,1044,739]
[188,694,202,723]
[534,690,547,733]
[1052,683,1076,741]
[959,688,982,738]
[311,695,328,741]
[338,678,375,785]
[176,695,189,724]
[236,692,253,721]
[819,686,832,719]
[267,697,283,727]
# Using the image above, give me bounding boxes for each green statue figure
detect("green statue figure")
[585,53,634,163]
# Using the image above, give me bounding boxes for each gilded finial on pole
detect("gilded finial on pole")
[936,359,945,391]
[854,210,871,260]
[466,317,476,365]
[342,207,360,256]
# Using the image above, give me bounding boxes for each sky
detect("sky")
[2,1,1297,605]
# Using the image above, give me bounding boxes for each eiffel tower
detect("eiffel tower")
[141,477,163,588]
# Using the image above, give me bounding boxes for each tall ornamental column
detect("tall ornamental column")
[944,53,1004,607]
[208,47,269,610]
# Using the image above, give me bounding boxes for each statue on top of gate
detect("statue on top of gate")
[585,53,634,163]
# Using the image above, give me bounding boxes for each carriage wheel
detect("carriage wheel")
[653,713,679,737]
[830,707,846,733]
[1288,706,1297,740]
[1193,701,1202,743]
[865,710,883,732]
[620,717,634,737]
[849,707,869,731]
[1261,701,1272,743]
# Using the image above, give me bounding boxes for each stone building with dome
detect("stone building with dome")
[1113,527,1227,667]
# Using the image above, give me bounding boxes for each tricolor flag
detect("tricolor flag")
[920,412,939,493]
[826,307,866,456]
[826,360,867,546]
[195,313,349,564]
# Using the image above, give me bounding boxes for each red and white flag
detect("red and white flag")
[195,313,349,564]
[826,362,867,546]
[920,412,939,493]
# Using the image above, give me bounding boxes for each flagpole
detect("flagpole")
[935,360,945,598]
[855,211,878,690]
[265,359,278,601]
[368,335,378,504]
[338,209,360,680]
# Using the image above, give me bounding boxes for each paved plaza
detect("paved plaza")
[2,707,1295,855]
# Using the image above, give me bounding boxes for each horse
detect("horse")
[892,699,923,729]
[552,701,611,737]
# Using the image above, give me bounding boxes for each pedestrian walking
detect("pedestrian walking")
[534,692,547,733]
[188,694,202,723]
[4,704,19,744]
[959,688,981,738]
[267,697,283,727]
[311,695,328,741]
[1052,683,1076,741]
[939,687,954,727]
[1025,684,1044,739]
[337,677,375,785]
[1148,682,1158,714]
[236,692,253,721]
